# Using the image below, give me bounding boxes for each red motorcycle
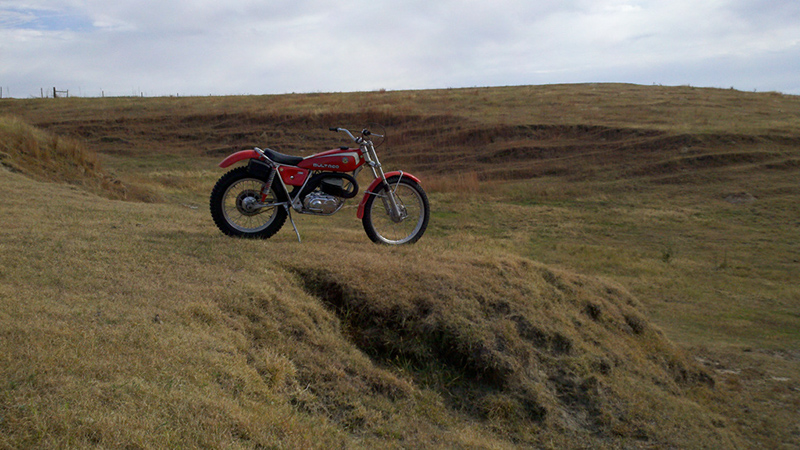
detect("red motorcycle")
[210,126,430,244]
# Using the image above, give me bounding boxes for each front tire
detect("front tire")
[210,166,287,239]
[362,176,430,244]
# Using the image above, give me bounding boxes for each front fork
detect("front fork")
[382,175,407,223]
[363,141,406,223]
[373,167,406,223]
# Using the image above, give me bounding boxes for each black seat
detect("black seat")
[262,148,303,166]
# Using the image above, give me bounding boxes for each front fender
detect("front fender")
[356,171,422,219]
[219,150,260,168]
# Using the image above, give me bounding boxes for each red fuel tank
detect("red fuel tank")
[298,148,364,173]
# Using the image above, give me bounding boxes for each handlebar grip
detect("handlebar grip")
[329,127,339,132]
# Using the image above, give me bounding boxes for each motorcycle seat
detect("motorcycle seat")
[262,148,304,166]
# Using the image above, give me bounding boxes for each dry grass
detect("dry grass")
[0,115,101,183]
[423,171,481,194]
[0,115,157,201]
[4,84,799,135]
[0,168,738,448]
[1,84,799,447]
[0,171,344,448]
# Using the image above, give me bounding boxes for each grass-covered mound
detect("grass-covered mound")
[0,170,736,448]
[290,252,728,446]
[0,115,151,201]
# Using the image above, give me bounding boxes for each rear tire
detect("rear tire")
[210,166,287,239]
[362,176,429,244]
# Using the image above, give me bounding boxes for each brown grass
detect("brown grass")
[1,84,798,448]
[0,168,737,447]
[423,171,481,194]
[0,115,158,201]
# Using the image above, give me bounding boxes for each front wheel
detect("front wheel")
[362,176,430,244]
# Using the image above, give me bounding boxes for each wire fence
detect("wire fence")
[0,86,180,99]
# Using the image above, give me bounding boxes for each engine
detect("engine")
[297,173,358,215]
[302,191,343,215]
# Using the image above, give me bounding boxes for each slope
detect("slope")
[0,119,740,448]
[2,84,799,446]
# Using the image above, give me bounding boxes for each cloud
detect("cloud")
[1,0,798,97]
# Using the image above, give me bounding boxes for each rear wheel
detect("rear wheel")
[210,166,287,238]
[362,176,429,244]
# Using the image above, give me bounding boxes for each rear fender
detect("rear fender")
[219,151,290,202]
[219,150,261,168]
[356,171,422,219]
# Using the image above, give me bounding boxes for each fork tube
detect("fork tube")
[366,142,402,221]
[362,143,380,180]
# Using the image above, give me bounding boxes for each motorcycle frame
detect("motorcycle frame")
[218,128,421,242]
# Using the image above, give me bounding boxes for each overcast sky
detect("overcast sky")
[1,0,799,98]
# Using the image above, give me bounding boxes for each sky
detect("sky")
[1,0,799,98]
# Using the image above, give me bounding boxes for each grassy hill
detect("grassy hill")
[1,84,798,448]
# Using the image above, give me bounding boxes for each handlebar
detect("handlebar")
[329,127,384,143]
[330,127,358,143]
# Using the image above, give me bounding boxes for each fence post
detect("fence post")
[52,87,70,98]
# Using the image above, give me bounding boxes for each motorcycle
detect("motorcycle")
[210,126,430,244]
